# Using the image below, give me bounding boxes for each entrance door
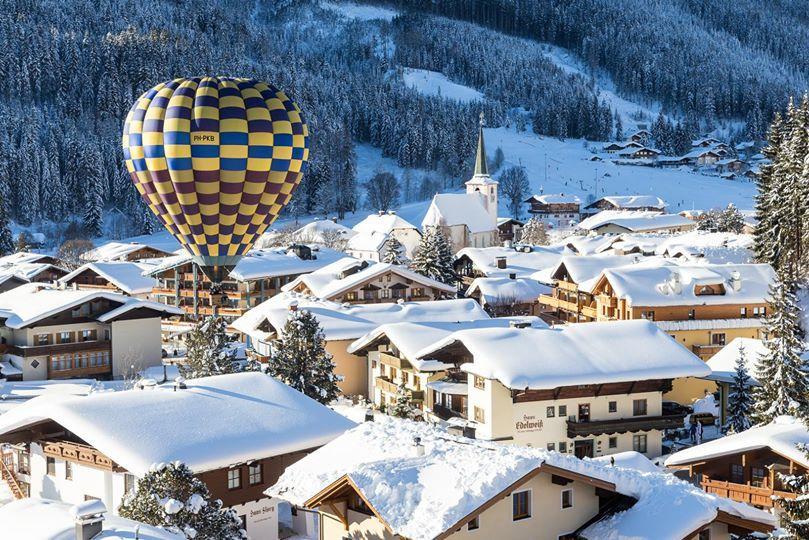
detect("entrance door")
[574,440,594,459]
[578,403,590,422]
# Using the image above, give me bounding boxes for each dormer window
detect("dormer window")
[695,284,725,296]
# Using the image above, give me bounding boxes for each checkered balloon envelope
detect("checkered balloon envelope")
[122,77,309,281]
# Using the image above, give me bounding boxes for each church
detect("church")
[421,113,500,254]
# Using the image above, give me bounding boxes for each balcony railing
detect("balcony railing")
[431,403,466,421]
[9,340,111,358]
[375,377,424,401]
[555,280,579,292]
[580,305,598,319]
[378,352,411,370]
[42,440,122,472]
[701,476,794,508]
[539,295,579,313]
[567,413,686,437]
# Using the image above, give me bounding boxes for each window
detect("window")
[227,468,241,490]
[561,489,573,509]
[344,292,357,301]
[559,442,567,453]
[474,376,485,390]
[467,516,480,531]
[608,401,617,413]
[730,464,744,484]
[633,399,648,416]
[474,406,485,423]
[558,405,567,417]
[546,406,555,418]
[46,457,55,476]
[633,434,647,453]
[751,467,766,487]
[81,329,96,342]
[348,492,373,514]
[59,332,72,344]
[412,287,424,297]
[362,289,378,301]
[36,334,50,346]
[65,461,72,480]
[608,437,617,449]
[547,443,556,451]
[711,333,726,346]
[380,289,390,299]
[640,310,655,321]
[248,463,262,485]
[740,307,747,318]
[392,287,406,299]
[124,474,136,494]
[512,490,531,521]
[688,309,696,320]
[698,529,710,540]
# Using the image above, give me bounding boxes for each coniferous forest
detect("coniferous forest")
[0,0,806,242]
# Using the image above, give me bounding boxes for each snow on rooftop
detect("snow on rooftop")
[666,416,809,469]
[0,497,183,539]
[0,262,65,280]
[588,195,667,210]
[591,451,661,474]
[466,276,548,304]
[287,219,357,244]
[0,372,355,476]
[60,261,157,295]
[0,379,102,401]
[577,210,694,233]
[653,318,764,332]
[0,251,51,267]
[528,193,581,205]
[421,193,495,233]
[353,212,419,235]
[545,254,660,293]
[601,263,774,307]
[561,234,619,255]
[417,319,710,390]
[268,419,774,540]
[346,230,388,253]
[704,337,767,386]
[82,241,175,262]
[456,244,569,278]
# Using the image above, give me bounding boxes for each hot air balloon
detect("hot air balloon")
[122,76,309,294]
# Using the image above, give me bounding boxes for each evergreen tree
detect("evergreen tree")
[389,383,413,418]
[614,112,624,141]
[382,235,406,265]
[118,461,246,540]
[520,217,549,246]
[0,191,13,255]
[725,344,753,434]
[83,172,104,238]
[411,228,455,285]
[752,275,809,424]
[267,308,340,404]
[775,443,809,538]
[180,317,238,379]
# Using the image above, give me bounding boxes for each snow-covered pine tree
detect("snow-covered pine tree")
[180,316,238,379]
[382,235,406,265]
[267,308,340,404]
[752,112,783,264]
[389,383,413,418]
[614,112,624,141]
[83,172,104,238]
[520,217,549,246]
[725,344,753,434]
[410,227,455,285]
[719,204,745,234]
[0,191,13,256]
[775,443,809,538]
[118,461,246,540]
[752,274,809,424]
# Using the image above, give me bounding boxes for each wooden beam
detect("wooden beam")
[540,464,616,491]
[715,509,774,534]
[327,501,348,531]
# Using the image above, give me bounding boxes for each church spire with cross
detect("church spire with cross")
[465,111,498,225]
[474,111,489,177]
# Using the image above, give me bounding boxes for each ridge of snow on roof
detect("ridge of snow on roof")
[0,498,184,540]
[665,416,809,469]
[0,283,181,328]
[704,337,767,385]
[283,259,455,298]
[232,293,489,343]
[421,193,494,233]
[0,251,51,266]
[0,372,355,476]
[466,277,548,304]
[577,210,693,232]
[601,263,774,306]
[588,195,666,210]
[528,193,581,205]
[288,219,357,244]
[352,212,419,234]
[547,254,666,293]
[417,319,709,389]
[346,230,388,252]
[60,261,157,295]
[81,241,175,262]
[0,262,66,280]
[456,244,569,278]
[267,419,774,540]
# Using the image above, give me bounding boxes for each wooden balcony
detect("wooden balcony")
[555,280,579,292]
[42,440,123,472]
[597,294,617,307]
[0,458,24,500]
[431,403,466,421]
[379,352,411,370]
[692,344,725,360]
[9,340,111,358]
[375,377,424,401]
[701,476,794,508]
[581,305,598,319]
[567,413,686,437]
[539,294,579,313]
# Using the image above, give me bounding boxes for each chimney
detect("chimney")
[377,210,385,216]
[495,256,507,269]
[509,273,517,280]
[71,499,107,540]
[730,271,741,292]
[387,210,396,215]
[288,300,299,312]
[413,436,425,457]
[670,271,682,294]
[509,320,532,329]
[331,216,338,223]
[173,376,187,391]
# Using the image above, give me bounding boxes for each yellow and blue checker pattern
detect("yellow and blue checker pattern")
[122,77,309,260]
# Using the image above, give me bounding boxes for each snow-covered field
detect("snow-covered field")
[401,68,484,103]
[320,1,398,21]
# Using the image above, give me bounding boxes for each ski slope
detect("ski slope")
[402,68,484,103]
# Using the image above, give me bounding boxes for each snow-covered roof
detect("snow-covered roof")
[421,193,494,233]
[1,262,66,280]
[599,263,774,307]
[232,292,489,343]
[0,251,52,267]
[59,261,157,295]
[525,193,581,205]
[704,337,767,385]
[348,317,544,370]
[283,259,455,299]
[0,372,355,476]
[81,241,175,262]
[561,234,619,255]
[346,230,388,253]
[586,195,666,210]
[0,379,102,401]
[353,212,419,234]
[417,319,709,390]
[466,276,548,304]
[544,254,657,293]
[666,416,809,469]
[578,210,694,233]
[0,283,182,328]
[0,498,183,540]
[591,451,661,474]
[683,147,722,159]
[455,244,569,278]
[288,219,357,244]
[268,420,774,540]
[654,318,764,332]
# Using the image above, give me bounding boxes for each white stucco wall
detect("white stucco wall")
[111,317,163,378]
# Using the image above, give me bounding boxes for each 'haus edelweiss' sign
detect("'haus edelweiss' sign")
[515,414,543,432]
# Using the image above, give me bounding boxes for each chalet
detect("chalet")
[146,246,346,319]
[666,415,809,510]
[577,210,696,235]
[657,156,692,168]
[692,137,722,148]
[590,263,774,404]
[268,416,774,540]
[617,147,661,160]
[0,283,182,381]
[453,245,568,290]
[0,252,58,267]
[422,116,499,253]
[465,276,546,316]
[629,129,652,143]
[684,148,722,166]
[0,273,28,294]
[714,158,745,174]
[283,258,455,304]
[414,319,710,458]
[59,261,157,298]
[602,140,642,153]
[3,262,68,283]
[81,240,175,262]
[231,294,488,397]
[582,195,667,215]
[346,230,389,263]
[351,211,421,260]
[496,217,523,242]
[523,193,581,228]
[348,317,545,419]
[0,372,355,540]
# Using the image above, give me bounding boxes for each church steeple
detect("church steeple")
[474,111,489,177]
